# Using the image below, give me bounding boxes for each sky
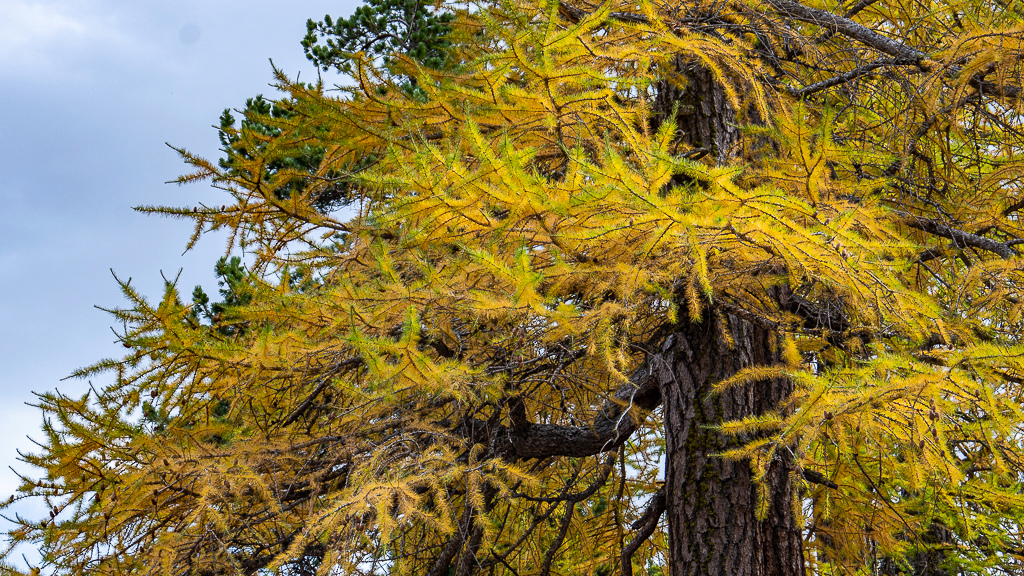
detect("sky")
[0,0,357,562]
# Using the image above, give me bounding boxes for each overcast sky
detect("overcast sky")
[0,0,357,561]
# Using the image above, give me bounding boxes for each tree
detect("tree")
[5,1,1024,576]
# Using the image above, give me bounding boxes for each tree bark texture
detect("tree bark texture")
[655,61,741,163]
[651,312,805,576]
[654,55,805,575]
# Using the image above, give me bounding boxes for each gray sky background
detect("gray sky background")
[0,0,357,559]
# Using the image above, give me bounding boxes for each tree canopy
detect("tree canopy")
[5,0,1024,575]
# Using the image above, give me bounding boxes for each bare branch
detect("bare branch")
[493,363,662,460]
[897,211,1018,259]
[843,0,883,18]
[538,502,575,576]
[621,486,666,576]
[763,0,926,64]
[789,58,904,97]
[801,467,839,489]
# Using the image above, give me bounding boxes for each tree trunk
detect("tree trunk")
[651,44,804,575]
[655,61,741,164]
[651,311,804,576]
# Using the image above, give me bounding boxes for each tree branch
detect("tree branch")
[539,502,575,576]
[768,0,1023,99]
[426,504,473,576]
[560,0,1021,101]
[843,0,883,19]
[763,0,926,64]
[280,356,362,426]
[558,1,648,25]
[621,486,666,576]
[816,0,884,42]
[801,467,839,489]
[789,58,905,97]
[490,362,663,460]
[772,285,850,334]
[898,211,1018,259]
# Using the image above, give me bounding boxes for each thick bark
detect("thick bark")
[655,62,740,163]
[652,312,804,576]
[653,59,804,576]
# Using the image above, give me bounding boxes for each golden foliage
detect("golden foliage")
[5,0,1024,575]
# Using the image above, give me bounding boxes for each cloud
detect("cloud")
[0,0,130,78]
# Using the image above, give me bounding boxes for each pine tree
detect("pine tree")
[5,1,1024,576]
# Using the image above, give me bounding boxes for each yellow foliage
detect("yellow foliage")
[7,0,1024,575]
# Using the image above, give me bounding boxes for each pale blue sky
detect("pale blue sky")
[0,0,357,551]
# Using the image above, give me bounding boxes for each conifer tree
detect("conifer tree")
[5,1,1024,576]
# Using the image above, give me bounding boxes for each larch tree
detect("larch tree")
[4,1,1024,576]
